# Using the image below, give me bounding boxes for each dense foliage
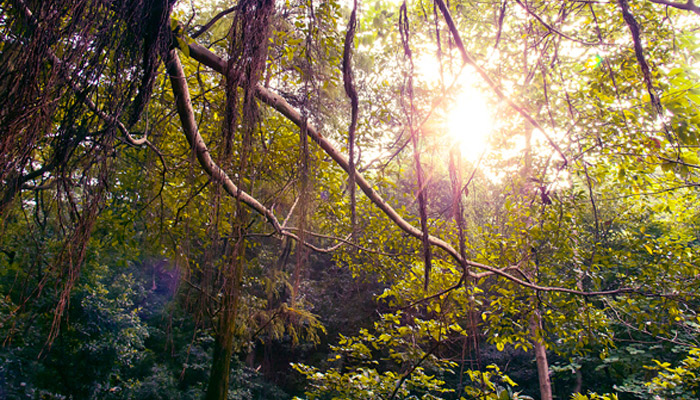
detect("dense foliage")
[1,0,699,399]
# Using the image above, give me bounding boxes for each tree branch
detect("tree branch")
[177,37,670,298]
[649,0,700,15]
[514,0,603,46]
[387,339,443,400]
[164,50,340,255]
[343,0,360,238]
[618,0,665,117]
[191,6,238,39]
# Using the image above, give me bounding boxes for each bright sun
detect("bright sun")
[416,55,494,163]
[446,78,494,163]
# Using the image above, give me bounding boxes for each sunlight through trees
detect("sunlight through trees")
[1,0,700,399]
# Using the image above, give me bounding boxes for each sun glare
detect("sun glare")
[414,53,495,164]
[446,81,494,163]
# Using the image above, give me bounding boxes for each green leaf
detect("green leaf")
[176,37,190,57]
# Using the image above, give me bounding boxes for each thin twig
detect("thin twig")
[514,0,603,46]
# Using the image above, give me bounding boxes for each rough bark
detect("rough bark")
[573,368,583,394]
[205,294,238,400]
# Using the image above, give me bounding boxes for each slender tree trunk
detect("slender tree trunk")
[573,368,583,395]
[530,312,553,400]
[523,123,554,400]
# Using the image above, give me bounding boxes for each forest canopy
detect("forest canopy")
[1,0,700,399]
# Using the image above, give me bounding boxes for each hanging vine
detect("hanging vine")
[399,1,433,291]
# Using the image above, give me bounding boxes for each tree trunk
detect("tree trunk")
[522,102,553,400]
[205,306,237,400]
[530,312,553,400]
[204,237,245,400]
[573,368,583,395]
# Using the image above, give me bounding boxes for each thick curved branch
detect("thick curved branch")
[164,50,339,255]
[166,50,280,227]
[179,39,665,298]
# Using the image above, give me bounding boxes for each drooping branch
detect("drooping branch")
[166,50,276,224]
[181,40,470,262]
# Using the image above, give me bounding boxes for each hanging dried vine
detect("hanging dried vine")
[129,0,177,126]
[223,0,275,156]
[293,0,317,306]
[400,1,433,291]
[343,0,359,237]
[0,0,175,344]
